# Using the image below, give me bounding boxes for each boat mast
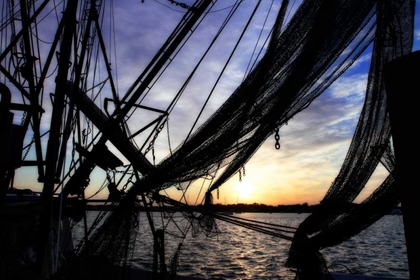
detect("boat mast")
[42,0,78,198]
[37,0,79,273]
[384,50,420,280]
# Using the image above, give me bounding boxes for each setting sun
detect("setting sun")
[236,181,254,199]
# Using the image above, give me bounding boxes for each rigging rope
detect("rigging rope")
[155,194,297,240]
[184,0,259,143]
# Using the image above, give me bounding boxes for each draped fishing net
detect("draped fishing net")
[53,195,139,280]
[69,0,414,279]
[129,0,411,194]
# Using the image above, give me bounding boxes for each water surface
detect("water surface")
[73,212,408,279]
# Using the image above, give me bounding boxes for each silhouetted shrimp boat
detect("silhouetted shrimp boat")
[0,0,418,279]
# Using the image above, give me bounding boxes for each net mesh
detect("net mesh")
[129,0,411,195]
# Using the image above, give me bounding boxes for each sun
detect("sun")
[236,181,254,199]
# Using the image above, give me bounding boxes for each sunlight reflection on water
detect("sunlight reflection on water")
[73,212,408,279]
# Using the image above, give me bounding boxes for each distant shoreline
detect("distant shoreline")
[82,203,402,215]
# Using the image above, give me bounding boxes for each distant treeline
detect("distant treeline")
[83,202,402,215]
[85,202,318,213]
[207,202,316,213]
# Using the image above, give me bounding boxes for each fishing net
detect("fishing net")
[69,0,414,279]
[53,194,139,280]
[128,0,410,195]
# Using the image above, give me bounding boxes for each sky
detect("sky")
[9,0,420,206]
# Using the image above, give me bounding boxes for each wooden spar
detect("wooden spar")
[384,50,420,280]
[64,83,154,175]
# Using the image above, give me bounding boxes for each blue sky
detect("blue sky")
[9,0,420,205]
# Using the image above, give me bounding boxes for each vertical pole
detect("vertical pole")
[0,84,13,200]
[153,229,167,279]
[37,1,79,275]
[153,233,158,277]
[384,50,420,280]
[157,229,166,275]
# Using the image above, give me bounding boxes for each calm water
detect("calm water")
[73,212,409,279]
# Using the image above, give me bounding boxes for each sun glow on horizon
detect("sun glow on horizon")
[236,181,254,200]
